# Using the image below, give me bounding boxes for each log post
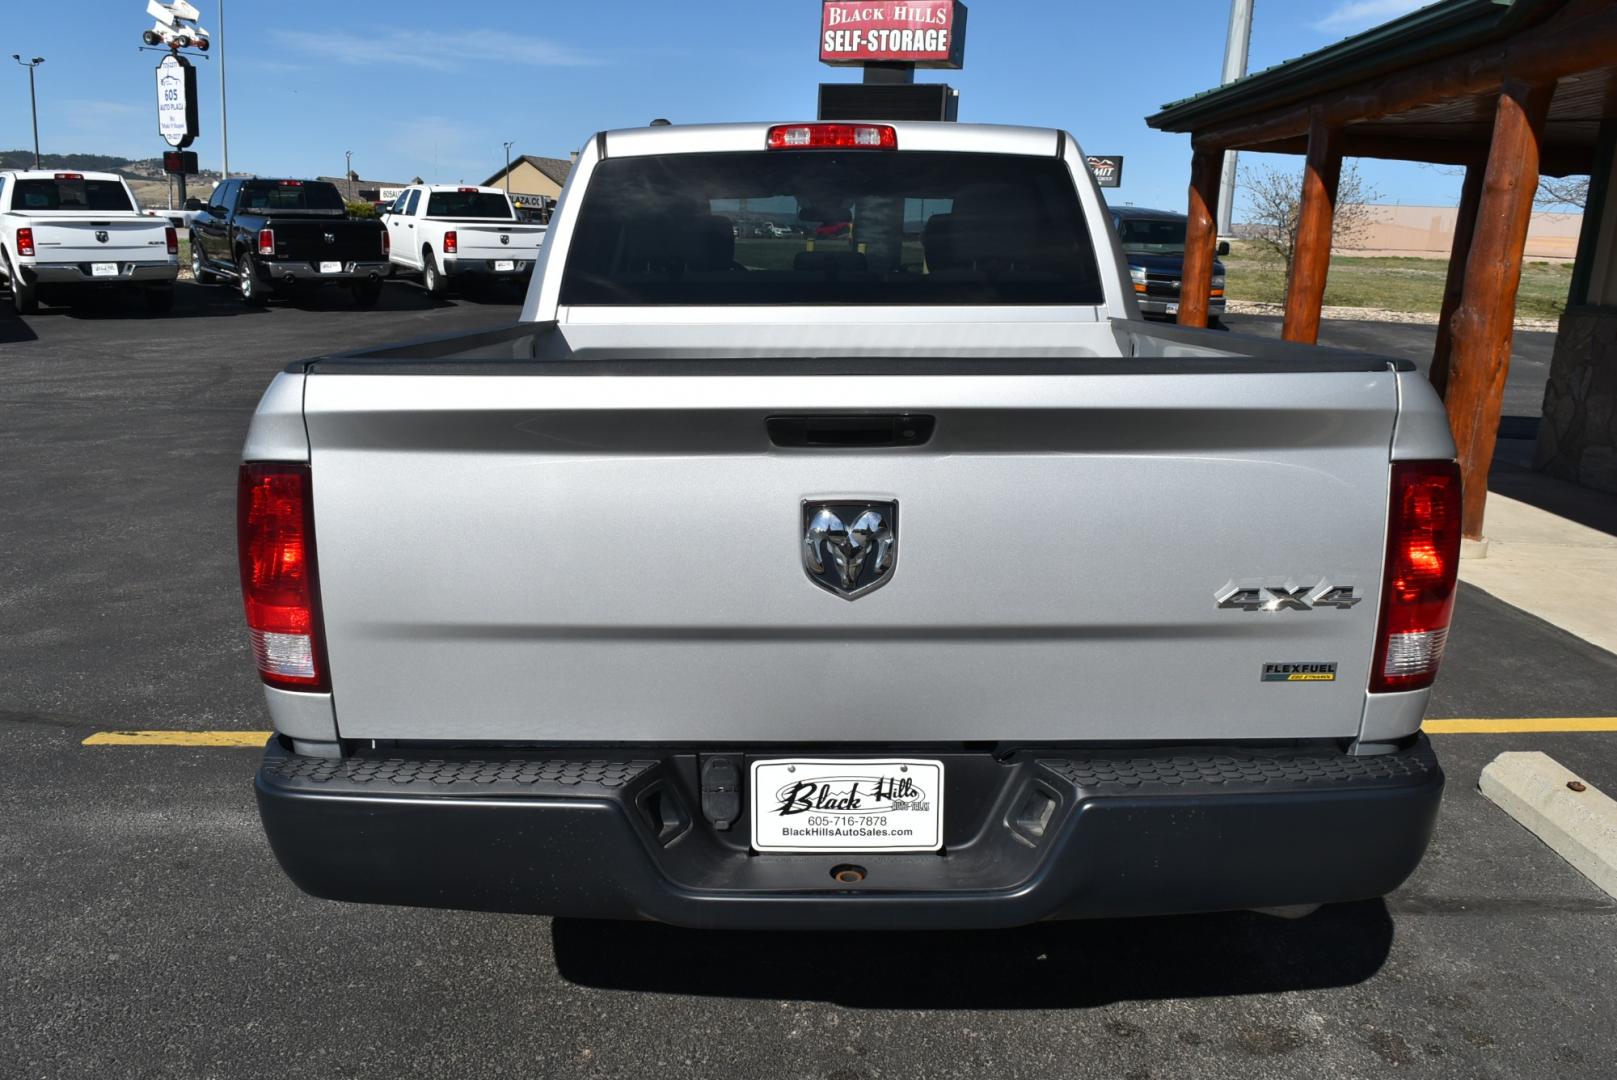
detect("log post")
[1430,160,1487,399]
[1282,111,1342,343]
[1445,80,1555,541]
[1177,147,1222,329]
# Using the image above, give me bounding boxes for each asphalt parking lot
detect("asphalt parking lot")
[4,286,1616,1079]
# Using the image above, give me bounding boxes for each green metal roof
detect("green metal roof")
[1147,0,1561,133]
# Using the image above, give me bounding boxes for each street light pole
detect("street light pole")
[502,141,513,196]
[218,0,230,179]
[345,149,353,199]
[11,55,45,168]
[1216,0,1254,238]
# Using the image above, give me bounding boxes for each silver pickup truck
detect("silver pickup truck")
[243,121,1458,930]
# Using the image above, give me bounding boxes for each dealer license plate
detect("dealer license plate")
[90,262,118,278]
[750,758,944,853]
[493,260,515,272]
[1165,302,1179,315]
[319,261,342,274]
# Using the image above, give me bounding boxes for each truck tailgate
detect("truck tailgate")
[266,222,380,263]
[27,217,167,262]
[304,369,1397,743]
[440,221,544,259]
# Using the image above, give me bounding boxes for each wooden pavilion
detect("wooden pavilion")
[1148,0,1617,541]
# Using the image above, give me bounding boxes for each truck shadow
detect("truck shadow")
[0,306,39,343]
[551,900,1393,1009]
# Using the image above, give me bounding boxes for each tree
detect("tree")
[1240,161,1380,278]
[1535,175,1589,211]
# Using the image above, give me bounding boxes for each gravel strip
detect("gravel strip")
[1225,299,1560,332]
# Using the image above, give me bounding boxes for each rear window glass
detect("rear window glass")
[561,151,1103,306]
[425,191,513,219]
[238,181,346,213]
[13,178,134,212]
[1115,217,1187,255]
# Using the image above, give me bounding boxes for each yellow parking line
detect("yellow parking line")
[82,730,271,747]
[1424,718,1617,734]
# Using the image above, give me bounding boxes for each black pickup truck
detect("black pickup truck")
[189,178,389,306]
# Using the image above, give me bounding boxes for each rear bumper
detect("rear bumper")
[257,735,1442,930]
[1138,297,1226,317]
[255,260,390,285]
[441,257,534,278]
[27,261,178,285]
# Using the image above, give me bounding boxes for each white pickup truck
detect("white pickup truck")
[245,121,1457,930]
[0,170,179,314]
[382,184,545,296]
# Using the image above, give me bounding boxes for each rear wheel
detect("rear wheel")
[190,238,216,284]
[7,255,38,315]
[238,255,266,307]
[422,250,446,297]
[351,278,383,308]
[143,286,175,314]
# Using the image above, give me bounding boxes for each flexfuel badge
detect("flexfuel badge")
[1262,662,1338,683]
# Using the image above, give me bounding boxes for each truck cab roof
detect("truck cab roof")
[412,183,509,194]
[598,120,1065,159]
[1108,206,1188,222]
[0,169,126,182]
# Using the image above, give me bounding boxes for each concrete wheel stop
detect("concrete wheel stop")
[1480,751,1617,899]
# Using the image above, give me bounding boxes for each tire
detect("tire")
[143,286,175,314]
[422,250,446,297]
[238,254,266,307]
[351,278,383,308]
[190,237,216,284]
[7,255,38,315]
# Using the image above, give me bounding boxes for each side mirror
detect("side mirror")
[184,198,203,211]
[1217,240,1231,256]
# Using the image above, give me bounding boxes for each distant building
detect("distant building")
[483,153,575,203]
[1337,204,1584,260]
[316,175,410,204]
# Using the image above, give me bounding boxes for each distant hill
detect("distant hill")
[1,149,221,183]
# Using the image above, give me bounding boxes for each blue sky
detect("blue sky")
[4,0,1462,215]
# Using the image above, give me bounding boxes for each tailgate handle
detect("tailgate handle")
[767,414,935,448]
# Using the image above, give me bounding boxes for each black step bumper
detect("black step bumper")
[255,737,1442,930]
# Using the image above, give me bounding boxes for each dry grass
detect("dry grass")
[1222,241,1573,321]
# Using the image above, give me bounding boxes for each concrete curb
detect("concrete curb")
[1479,751,1617,899]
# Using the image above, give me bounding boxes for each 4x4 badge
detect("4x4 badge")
[1216,582,1361,612]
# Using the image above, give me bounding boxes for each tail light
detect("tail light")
[257,228,275,256]
[16,227,34,257]
[381,227,390,257]
[55,172,83,181]
[165,226,178,255]
[1371,460,1462,693]
[237,464,328,691]
[443,230,457,254]
[767,123,897,150]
